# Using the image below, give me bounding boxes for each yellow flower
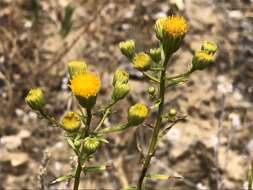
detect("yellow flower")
[61,111,81,132]
[191,51,214,71]
[133,52,151,71]
[70,73,101,99]
[162,15,188,38]
[128,103,148,126]
[70,72,101,109]
[201,41,217,55]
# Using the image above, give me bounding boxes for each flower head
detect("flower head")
[149,48,161,63]
[112,82,130,101]
[128,103,148,126]
[162,15,188,38]
[119,39,135,59]
[155,15,188,55]
[61,111,81,132]
[147,86,156,97]
[113,69,129,86]
[132,52,151,71]
[201,41,217,55]
[25,88,45,110]
[191,51,214,71]
[70,72,101,109]
[70,72,101,99]
[83,137,100,154]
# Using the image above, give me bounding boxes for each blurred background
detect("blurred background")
[0,0,253,189]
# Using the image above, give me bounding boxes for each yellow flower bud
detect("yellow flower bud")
[113,69,129,86]
[119,40,135,59]
[70,73,101,109]
[155,15,188,55]
[132,52,151,71]
[61,111,81,132]
[201,41,217,55]
[149,48,161,63]
[191,51,214,71]
[67,60,88,79]
[168,108,177,117]
[128,103,148,126]
[25,88,45,111]
[147,86,156,97]
[112,82,130,101]
[83,137,100,154]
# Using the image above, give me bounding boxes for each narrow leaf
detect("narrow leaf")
[83,165,107,173]
[146,173,170,180]
[121,186,137,190]
[50,174,74,185]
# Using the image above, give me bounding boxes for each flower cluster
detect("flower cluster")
[25,14,217,190]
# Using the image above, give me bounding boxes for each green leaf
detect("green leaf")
[60,5,75,38]
[98,137,109,144]
[50,174,74,185]
[66,137,79,155]
[83,165,108,173]
[145,173,172,180]
[121,186,137,190]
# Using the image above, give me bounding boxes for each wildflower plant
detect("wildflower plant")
[25,15,217,190]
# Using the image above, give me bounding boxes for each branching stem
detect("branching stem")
[136,54,171,190]
[73,109,92,190]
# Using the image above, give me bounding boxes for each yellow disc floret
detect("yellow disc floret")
[70,72,101,99]
[162,15,188,38]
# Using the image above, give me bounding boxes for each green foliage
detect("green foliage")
[60,5,75,38]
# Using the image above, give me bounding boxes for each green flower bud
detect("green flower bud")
[113,69,129,86]
[112,82,130,101]
[67,60,88,79]
[149,48,161,63]
[83,137,100,154]
[61,111,81,132]
[132,52,151,71]
[74,139,81,148]
[191,51,214,71]
[119,40,135,59]
[201,41,217,55]
[128,103,148,126]
[155,17,166,41]
[25,88,45,111]
[147,86,156,97]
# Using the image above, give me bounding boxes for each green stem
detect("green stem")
[98,123,128,134]
[94,101,116,132]
[39,109,59,127]
[137,54,170,190]
[73,109,92,190]
[73,160,82,190]
[143,72,160,83]
[166,70,192,81]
